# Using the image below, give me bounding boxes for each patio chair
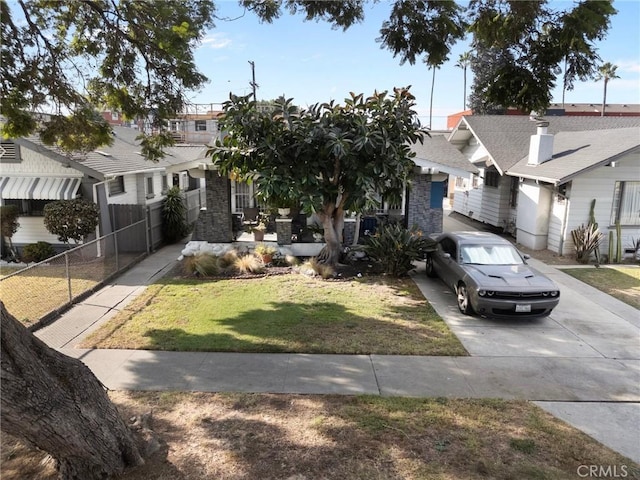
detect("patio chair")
[242,207,260,227]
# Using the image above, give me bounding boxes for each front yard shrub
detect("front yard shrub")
[0,205,20,260]
[182,253,220,277]
[571,223,603,264]
[360,223,435,277]
[21,241,56,263]
[234,254,264,274]
[43,198,99,246]
[162,186,191,243]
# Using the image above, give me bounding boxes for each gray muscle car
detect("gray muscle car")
[426,232,560,318]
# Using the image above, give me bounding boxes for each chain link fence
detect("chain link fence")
[0,220,148,329]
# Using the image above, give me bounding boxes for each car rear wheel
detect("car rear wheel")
[425,255,437,278]
[456,282,474,315]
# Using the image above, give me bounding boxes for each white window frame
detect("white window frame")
[610,181,640,226]
[146,176,155,199]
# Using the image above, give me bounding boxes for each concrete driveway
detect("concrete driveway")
[426,207,640,462]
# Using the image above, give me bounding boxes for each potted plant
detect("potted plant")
[308,223,324,242]
[252,221,267,242]
[254,243,276,264]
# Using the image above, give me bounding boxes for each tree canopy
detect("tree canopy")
[1,0,616,158]
[1,0,215,158]
[208,88,425,265]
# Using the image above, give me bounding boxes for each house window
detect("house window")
[108,176,125,196]
[484,168,500,188]
[111,111,119,121]
[195,120,207,131]
[472,175,479,188]
[3,199,51,216]
[161,174,169,193]
[146,177,155,198]
[610,181,640,226]
[509,177,518,207]
[0,141,21,163]
[233,181,252,214]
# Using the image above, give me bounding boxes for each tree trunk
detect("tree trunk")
[601,77,608,117]
[0,302,145,479]
[316,208,344,266]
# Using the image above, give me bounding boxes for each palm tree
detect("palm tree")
[428,65,436,129]
[455,51,472,110]
[595,62,619,117]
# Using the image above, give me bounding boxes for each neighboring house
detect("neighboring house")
[190,132,478,245]
[508,125,640,256]
[447,115,640,256]
[0,126,208,253]
[408,134,479,235]
[446,103,640,129]
[166,105,223,145]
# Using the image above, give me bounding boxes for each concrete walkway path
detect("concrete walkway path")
[34,225,640,463]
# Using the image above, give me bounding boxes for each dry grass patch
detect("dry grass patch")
[2,393,637,480]
[0,253,142,326]
[562,266,640,310]
[81,274,465,355]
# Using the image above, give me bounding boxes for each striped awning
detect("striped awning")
[0,176,82,200]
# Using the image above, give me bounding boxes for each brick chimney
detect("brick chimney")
[527,121,554,165]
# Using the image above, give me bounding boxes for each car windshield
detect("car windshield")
[460,244,524,265]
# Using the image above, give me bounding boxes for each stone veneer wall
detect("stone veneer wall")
[192,170,233,243]
[406,174,443,235]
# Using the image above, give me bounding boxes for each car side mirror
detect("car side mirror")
[523,254,530,260]
[443,253,451,260]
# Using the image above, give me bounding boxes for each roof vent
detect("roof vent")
[95,150,112,157]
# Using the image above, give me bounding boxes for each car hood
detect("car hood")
[463,264,556,289]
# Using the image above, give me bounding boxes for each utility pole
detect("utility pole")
[248,60,258,103]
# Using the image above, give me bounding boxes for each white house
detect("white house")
[508,125,640,256]
[0,126,208,253]
[447,115,640,255]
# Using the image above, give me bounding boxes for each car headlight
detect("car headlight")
[550,291,559,297]
[542,292,549,297]
[478,290,495,297]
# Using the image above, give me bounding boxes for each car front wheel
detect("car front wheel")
[425,255,437,278]
[456,282,474,315]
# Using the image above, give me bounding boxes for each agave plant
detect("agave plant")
[571,223,603,264]
[360,223,436,277]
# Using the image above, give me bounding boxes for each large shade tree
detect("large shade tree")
[2,1,617,156]
[1,302,147,479]
[464,0,615,114]
[208,89,426,266]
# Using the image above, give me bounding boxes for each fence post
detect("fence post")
[114,229,119,271]
[145,208,151,254]
[65,251,72,303]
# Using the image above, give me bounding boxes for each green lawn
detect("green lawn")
[562,266,640,310]
[81,274,467,356]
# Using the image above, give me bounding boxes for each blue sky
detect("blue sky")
[191,0,640,130]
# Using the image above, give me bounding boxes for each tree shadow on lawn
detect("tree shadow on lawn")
[139,298,465,356]
[86,393,640,479]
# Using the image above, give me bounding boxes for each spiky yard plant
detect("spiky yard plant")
[234,254,265,274]
[182,253,220,277]
[360,223,435,277]
[571,223,603,264]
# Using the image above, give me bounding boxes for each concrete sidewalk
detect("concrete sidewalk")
[34,237,640,464]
